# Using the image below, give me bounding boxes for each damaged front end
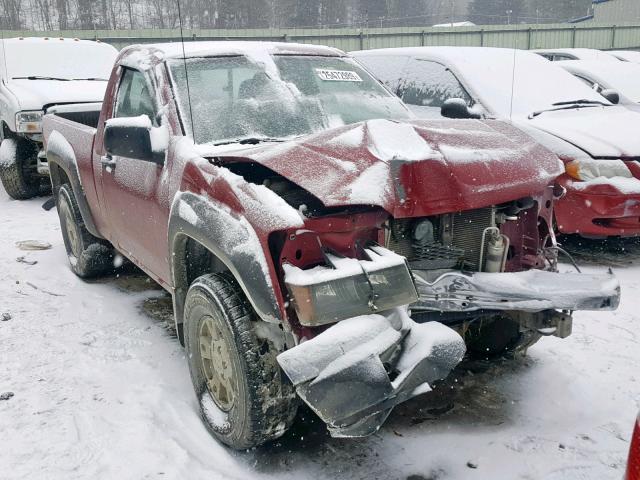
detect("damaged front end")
[277,307,465,437]
[277,235,620,438]
[278,244,466,437]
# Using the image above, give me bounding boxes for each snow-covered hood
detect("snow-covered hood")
[7,79,108,111]
[202,119,562,218]
[527,106,640,159]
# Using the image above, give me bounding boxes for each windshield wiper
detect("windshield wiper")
[212,137,286,146]
[12,76,72,81]
[71,77,109,81]
[529,100,610,118]
[551,99,610,107]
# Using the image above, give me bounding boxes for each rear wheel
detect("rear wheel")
[57,183,115,278]
[0,137,44,200]
[464,315,541,359]
[184,272,298,449]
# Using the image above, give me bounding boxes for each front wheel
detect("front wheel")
[184,273,298,449]
[0,137,43,200]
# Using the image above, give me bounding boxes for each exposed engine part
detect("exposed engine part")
[479,227,509,273]
[386,207,495,271]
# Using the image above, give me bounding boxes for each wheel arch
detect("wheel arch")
[169,191,286,344]
[46,132,103,239]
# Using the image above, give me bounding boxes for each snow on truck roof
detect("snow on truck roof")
[120,41,345,69]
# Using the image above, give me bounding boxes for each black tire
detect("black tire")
[0,137,42,200]
[184,272,298,449]
[57,183,114,278]
[465,315,542,359]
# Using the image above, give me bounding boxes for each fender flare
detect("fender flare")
[169,191,284,331]
[46,131,103,239]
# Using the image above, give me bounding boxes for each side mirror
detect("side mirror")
[601,89,620,105]
[104,116,164,164]
[441,98,481,119]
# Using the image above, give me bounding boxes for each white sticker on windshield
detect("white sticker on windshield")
[316,69,363,82]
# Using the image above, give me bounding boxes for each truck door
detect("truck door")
[98,67,171,287]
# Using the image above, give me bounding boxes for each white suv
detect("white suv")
[0,37,117,199]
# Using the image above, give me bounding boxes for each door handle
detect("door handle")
[100,155,116,170]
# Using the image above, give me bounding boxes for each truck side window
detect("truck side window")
[398,58,473,113]
[115,68,156,122]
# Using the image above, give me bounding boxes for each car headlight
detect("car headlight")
[16,111,44,133]
[565,159,632,181]
[283,246,418,327]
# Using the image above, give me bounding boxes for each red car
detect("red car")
[42,41,619,449]
[628,412,640,480]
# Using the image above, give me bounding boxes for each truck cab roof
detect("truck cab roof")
[118,41,345,72]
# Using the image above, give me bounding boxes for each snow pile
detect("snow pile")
[365,119,440,162]
[0,138,17,167]
[120,47,165,72]
[346,162,392,205]
[283,247,406,287]
[178,199,199,226]
[437,144,518,163]
[105,115,152,129]
[212,165,305,231]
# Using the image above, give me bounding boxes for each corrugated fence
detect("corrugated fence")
[3,23,640,52]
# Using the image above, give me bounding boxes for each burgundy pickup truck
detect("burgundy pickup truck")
[42,41,620,449]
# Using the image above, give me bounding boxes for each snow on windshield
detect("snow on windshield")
[2,39,118,80]
[433,48,609,119]
[169,55,411,145]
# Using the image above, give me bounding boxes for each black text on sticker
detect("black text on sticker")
[316,69,363,82]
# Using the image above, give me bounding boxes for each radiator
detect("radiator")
[386,207,495,271]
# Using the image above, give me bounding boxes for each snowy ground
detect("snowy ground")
[1,189,638,480]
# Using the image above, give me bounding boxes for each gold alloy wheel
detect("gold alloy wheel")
[62,198,81,257]
[199,315,236,411]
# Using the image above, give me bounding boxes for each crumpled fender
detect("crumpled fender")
[168,190,286,331]
[45,131,102,238]
[277,308,466,437]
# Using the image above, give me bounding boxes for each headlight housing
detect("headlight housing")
[16,111,44,133]
[283,246,418,327]
[565,159,632,181]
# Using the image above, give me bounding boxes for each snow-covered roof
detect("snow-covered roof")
[0,37,118,81]
[127,41,345,61]
[558,59,640,102]
[532,48,620,62]
[0,37,111,47]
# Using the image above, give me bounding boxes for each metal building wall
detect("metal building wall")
[2,23,639,51]
[592,0,640,24]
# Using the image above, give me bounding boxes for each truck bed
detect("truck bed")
[46,103,102,129]
[42,111,102,230]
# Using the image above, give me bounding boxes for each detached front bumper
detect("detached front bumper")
[411,269,620,313]
[277,308,465,437]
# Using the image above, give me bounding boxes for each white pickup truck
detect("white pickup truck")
[0,37,117,199]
